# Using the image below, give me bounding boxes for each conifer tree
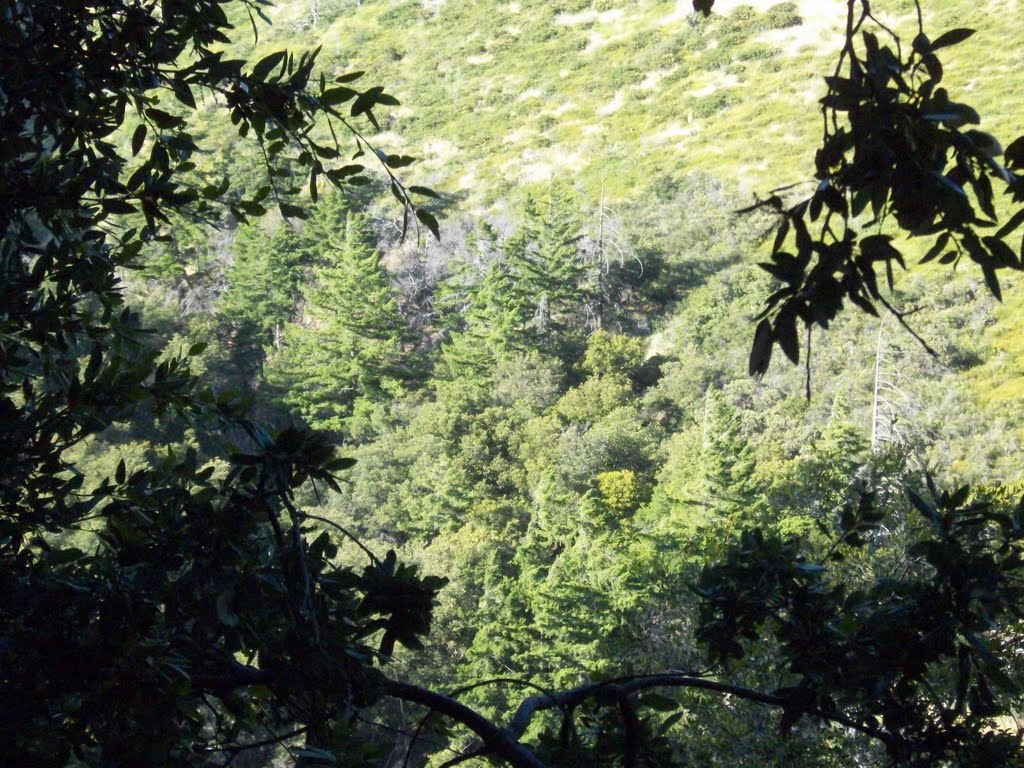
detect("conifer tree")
[693,388,761,520]
[440,261,526,384]
[649,387,763,558]
[506,186,590,355]
[267,202,406,433]
[218,223,305,385]
[432,222,504,334]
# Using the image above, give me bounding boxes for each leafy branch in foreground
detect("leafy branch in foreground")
[1,0,440,763]
[744,0,1024,379]
[353,480,1022,767]
[696,484,1024,766]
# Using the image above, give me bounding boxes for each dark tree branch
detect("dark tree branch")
[200,726,308,754]
[354,715,463,757]
[610,687,641,768]
[131,656,902,765]
[805,323,812,402]
[280,492,322,646]
[877,296,936,356]
[437,746,489,768]
[506,673,895,749]
[437,676,585,768]
[383,680,546,768]
[302,509,383,566]
[191,662,276,692]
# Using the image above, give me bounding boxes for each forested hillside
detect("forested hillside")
[6,0,1024,766]
[131,0,1023,758]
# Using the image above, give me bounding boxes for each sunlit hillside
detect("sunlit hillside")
[177,0,1024,461]
[12,1,1024,764]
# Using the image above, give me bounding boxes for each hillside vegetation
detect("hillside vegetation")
[157,0,1024,466]
[57,0,1024,764]
[204,1,1018,196]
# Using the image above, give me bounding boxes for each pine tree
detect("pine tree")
[648,387,763,559]
[220,224,305,340]
[218,222,305,381]
[267,203,405,434]
[432,222,503,334]
[439,261,525,384]
[506,185,589,355]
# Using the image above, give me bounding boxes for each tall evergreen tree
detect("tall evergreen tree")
[439,261,526,384]
[267,202,406,434]
[506,185,590,356]
[218,223,305,383]
[647,387,763,559]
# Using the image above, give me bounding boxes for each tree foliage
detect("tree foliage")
[1,1,444,763]
[266,201,407,434]
[745,1,1024,380]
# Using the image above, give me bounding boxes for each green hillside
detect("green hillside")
[11,0,1024,764]
[169,0,1024,465]
[207,1,1018,198]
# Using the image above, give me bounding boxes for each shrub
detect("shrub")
[761,2,802,30]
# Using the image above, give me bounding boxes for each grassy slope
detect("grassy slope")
[244,1,1020,194]
[283,0,837,200]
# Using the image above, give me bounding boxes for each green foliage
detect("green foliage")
[8,1,1024,767]
[645,387,764,558]
[761,2,802,31]
[506,185,591,354]
[582,330,647,378]
[141,213,217,283]
[596,469,645,513]
[0,1,443,763]
[220,222,305,342]
[439,261,529,384]
[747,11,1024,378]
[267,202,408,434]
[696,484,1024,765]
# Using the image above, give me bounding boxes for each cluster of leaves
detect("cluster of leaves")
[696,483,1024,765]
[745,1,1024,377]
[0,0,444,763]
[5,427,447,763]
